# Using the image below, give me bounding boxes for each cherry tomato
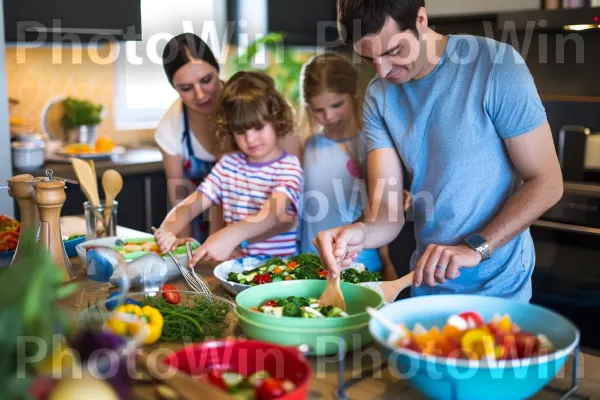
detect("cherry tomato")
[206,369,227,390]
[458,311,485,328]
[162,284,180,304]
[254,274,263,285]
[256,377,285,400]
[262,274,272,283]
[263,300,278,307]
[318,270,328,278]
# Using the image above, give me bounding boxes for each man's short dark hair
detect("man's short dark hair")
[337,0,425,45]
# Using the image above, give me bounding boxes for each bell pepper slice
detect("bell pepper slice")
[461,328,495,360]
[128,305,164,344]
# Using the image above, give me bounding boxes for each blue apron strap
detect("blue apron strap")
[182,105,194,158]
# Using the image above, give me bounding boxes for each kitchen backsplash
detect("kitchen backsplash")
[5,44,154,146]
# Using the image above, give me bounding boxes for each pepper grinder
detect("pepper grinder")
[7,174,40,267]
[33,169,77,282]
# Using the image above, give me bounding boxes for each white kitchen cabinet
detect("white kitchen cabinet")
[426,0,541,17]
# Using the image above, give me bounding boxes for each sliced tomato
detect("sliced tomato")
[458,311,485,328]
[255,377,285,400]
[162,284,180,304]
[318,270,328,278]
[514,332,540,358]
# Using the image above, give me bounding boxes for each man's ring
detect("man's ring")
[436,265,447,271]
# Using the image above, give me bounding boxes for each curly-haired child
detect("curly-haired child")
[154,71,303,263]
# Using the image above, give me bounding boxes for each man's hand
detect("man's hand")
[413,244,482,287]
[313,222,367,278]
[190,229,237,265]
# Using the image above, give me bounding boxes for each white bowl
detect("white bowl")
[12,141,45,171]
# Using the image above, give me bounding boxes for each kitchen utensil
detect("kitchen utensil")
[72,158,109,235]
[7,174,39,267]
[138,350,235,400]
[162,339,312,400]
[87,247,124,282]
[101,169,123,227]
[359,271,415,303]
[235,280,383,356]
[150,227,211,295]
[365,307,407,338]
[318,266,346,312]
[11,141,45,171]
[369,295,580,400]
[33,169,77,282]
[185,241,211,294]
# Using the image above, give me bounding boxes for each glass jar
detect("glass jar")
[83,200,118,240]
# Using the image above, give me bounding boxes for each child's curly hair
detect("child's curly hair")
[216,71,295,153]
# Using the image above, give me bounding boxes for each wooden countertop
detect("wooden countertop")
[63,255,600,400]
[15,147,164,179]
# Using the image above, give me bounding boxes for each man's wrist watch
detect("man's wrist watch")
[464,233,490,263]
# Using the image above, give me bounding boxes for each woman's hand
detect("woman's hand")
[189,229,237,266]
[154,228,178,253]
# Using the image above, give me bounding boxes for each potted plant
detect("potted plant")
[62,97,104,145]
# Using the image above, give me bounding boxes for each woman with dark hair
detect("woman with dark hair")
[155,33,300,244]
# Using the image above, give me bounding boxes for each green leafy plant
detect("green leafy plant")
[62,97,103,129]
[0,228,78,399]
[226,33,316,108]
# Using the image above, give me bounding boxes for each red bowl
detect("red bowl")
[163,339,312,400]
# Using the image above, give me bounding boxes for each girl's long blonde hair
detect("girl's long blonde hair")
[299,52,363,142]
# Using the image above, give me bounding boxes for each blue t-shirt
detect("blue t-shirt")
[300,133,382,272]
[361,35,547,301]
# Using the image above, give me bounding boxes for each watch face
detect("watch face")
[467,234,486,248]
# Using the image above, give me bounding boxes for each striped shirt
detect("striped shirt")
[198,152,302,256]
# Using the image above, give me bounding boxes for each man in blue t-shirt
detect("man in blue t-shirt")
[313,0,564,301]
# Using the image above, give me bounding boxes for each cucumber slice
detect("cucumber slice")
[247,370,270,387]
[231,388,256,400]
[245,272,257,282]
[237,273,246,281]
[258,266,268,273]
[222,372,244,389]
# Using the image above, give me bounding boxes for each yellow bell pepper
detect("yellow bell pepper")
[128,305,164,345]
[461,329,496,360]
[105,304,142,335]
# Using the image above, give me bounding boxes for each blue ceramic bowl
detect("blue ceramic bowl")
[369,295,579,400]
[0,250,15,268]
[63,235,86,258]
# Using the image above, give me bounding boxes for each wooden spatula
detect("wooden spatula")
[101,169,123,226]
[138,351,234,400]
[377,271,415,303]
[318,266,346,312]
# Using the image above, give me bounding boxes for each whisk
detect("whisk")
[151,227,212,295]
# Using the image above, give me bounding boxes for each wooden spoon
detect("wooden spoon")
[72,158,108,234]
[376,271,415,303]
[138,351,234,400]
[318,266,346,312]
[102,169,123,226]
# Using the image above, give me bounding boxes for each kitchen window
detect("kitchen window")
[113,0,228,130]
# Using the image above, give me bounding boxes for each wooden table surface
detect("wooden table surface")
[63,255,600,400]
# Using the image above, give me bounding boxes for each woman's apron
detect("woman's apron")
[181,105,216,244]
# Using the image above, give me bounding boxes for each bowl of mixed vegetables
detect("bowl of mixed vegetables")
[0,215,20,267]
[214,253,381,295]
[369,294,580,400]
[235,280,384,356]
[162,339,312,400]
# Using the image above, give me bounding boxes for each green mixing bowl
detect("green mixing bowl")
[235,280,384,355]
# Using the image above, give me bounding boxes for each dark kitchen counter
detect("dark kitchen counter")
[14,146,165,179]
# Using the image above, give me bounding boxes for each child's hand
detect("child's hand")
[154,228,178,253]
[189,230,237,265]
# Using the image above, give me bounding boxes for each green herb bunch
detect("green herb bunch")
[62,97,104,129]
[0,228,78,399]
